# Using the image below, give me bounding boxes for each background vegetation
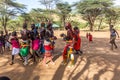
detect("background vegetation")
[0,0,120,34]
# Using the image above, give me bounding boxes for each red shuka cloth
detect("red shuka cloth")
[62,44,70,60]
[73,34,81,50]
[89,35,92,41]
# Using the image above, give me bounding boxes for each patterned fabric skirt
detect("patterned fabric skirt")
[12,47,20,55]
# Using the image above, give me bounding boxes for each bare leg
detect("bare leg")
[49,56,54,65]
[10,55,14,65]
[113,39,117,48]
[18,53,24,62]
[23,56,28,65]
[43,56,48,66]
[110,38,114,50]
[0,47,3,54]
[33,51,36,63]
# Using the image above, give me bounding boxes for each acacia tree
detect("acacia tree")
[0,0,25,34]
[39,0,60,9]
[76,0,113,31]
[56,2,72,27]
[39,0,60,20]
[30,8,52,21]
[105,7,120,28]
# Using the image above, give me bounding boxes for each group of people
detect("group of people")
[0,20,57,66]
[0,20,119,67]
[61,22,83,67]
[0,18,82,66]
[0,19,84,67]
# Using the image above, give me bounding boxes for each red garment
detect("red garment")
[11,38,20,48]
[73,34,81,50]
[89,35,92,41]
[44,40,52,51]
[32,39,40,50]
[62,44,70,60]
[44,45,52,51]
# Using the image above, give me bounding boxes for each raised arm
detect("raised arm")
[115,29,119,38]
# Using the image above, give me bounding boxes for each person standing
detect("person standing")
[0,31,5,52]
[109,25,119,50]
[73,27,83,55]
[9,31,20,65]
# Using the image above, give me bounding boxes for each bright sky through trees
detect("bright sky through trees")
[16,0,120,12]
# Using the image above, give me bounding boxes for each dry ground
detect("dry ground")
[0,30,120,80]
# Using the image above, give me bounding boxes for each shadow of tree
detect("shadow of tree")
[0,35,120,80]
[70,36,120,80]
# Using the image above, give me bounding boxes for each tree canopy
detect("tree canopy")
[76,0,114,31]
[0,0,120,32]
[0,0,26,34]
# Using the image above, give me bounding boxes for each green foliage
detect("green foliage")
[53,21,61,26]
[0,0,26,34]
[71,21,88,29]
[56,2,71,15]
[56,2,72,27]
[104,7,120,26]
[76,0,113,31]
[39,0,60,9]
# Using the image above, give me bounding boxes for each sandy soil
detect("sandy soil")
[0,30,120,80]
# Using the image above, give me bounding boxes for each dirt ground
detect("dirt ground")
[0,30,120,80]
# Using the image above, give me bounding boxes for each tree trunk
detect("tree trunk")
[88,15,95,31]
[109,18,112,30]
[3,25,8,35]
[90,23,93,31]
[98,18,103,31]
[62,15,66,27]
[63,17,65,27]
[89,19,94,31]
[2,16,8,35]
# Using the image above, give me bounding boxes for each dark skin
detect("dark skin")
[110,26,119,50]
[0,32,5,52]
[110,25,119,38]
[114,29,119,38]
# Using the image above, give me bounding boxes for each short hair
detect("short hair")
[31,24,35,29]
[110,25,113,28]
[23,23,27,29]
[47,23,52,29]
[41,22,45,27]
[74,26,79,30]
[12,31,17,36]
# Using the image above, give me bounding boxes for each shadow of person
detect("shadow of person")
[0,76,11,80]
